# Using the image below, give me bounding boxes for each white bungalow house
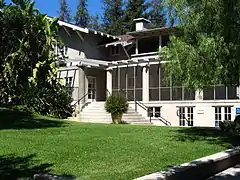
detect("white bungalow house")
[57,18,240,127]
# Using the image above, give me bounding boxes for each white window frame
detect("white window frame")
[148,107,162,118]
[214,106,232,127]
[111,45,120,56]
[65,77,73,87]
[177,106,194,127]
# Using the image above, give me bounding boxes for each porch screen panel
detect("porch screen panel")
[160,65,171,100]
[203,86,214,100]
[112,68,119,90]
[135,66,142,101]
[203,85,238,100]
[149,64,160,101]
[184,88,195,100]
[127,67,134,101]
[120,67,127,90]
[172,87,182,100]
[228,86,237,99]
[215,85,226,100]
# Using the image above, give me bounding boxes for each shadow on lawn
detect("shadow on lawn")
[0,108,67,130]
[0,154,75,179]
[174,127,240,148]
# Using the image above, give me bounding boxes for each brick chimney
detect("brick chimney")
[134,18,151,31]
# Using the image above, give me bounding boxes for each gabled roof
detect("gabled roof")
[58,20,121,40]
[100,35,135,47]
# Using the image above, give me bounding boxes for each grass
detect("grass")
[0,107,239,180]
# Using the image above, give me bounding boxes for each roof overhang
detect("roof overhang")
[64,58,109,69]
[100,40,135,48]
[127,27,182,37]
[99,35,136,48]
[57,20,121,40]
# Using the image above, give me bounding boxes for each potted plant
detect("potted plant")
[105,93,128,124]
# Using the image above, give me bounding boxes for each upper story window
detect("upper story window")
[138,36,159,54]
[162,35,170,47]
[111,46,120,56]
[65,77,73,87]
[54,44,68,57]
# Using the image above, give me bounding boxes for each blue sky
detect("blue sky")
[5,0,103,17]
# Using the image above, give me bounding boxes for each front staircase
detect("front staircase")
[78,102,151,124]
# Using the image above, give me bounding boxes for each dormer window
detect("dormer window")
[111,46,120,56]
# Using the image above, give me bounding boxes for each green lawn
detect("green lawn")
[0,107,239,180]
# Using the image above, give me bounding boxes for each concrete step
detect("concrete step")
[77,102,148,124]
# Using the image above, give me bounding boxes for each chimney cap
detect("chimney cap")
[133,18,151,23]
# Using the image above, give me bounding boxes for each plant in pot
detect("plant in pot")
[105,93,128,124]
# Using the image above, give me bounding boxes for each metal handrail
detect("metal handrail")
[119,90,171,126]
[72,91,89,108]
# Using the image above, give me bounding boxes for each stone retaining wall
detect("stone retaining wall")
[135,147,240,180]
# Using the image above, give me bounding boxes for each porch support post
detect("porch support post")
[142,65,149,102]
[195,89,203,100]
[78,66,86,110]
[159,35,162,49]
[106,69,112,97]
[136,39,139,54]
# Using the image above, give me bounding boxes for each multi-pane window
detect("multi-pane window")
[111,46,120,55]
[203,86,237,100]
[149,64,195,101]
[148,107,161,117]
[178,107,194,127]
[65,77,73,87]
[214,106,232,127]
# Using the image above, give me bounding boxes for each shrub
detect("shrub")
[219,116,240,135]
[219,120,235,133]
[105,93,128,124]
[234,115,240,133]
[22,82,73,119]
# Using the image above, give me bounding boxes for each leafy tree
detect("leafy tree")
[160,0,240,89]
[102,0,124,35]
[58,0,71,22]
[124,0,148,32]
[147,0,166,28]
[74,0,89,28]
[0,0,5,8]
[0,0,72,118]
[87,13,101,31]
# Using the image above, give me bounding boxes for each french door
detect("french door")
[88,76,96,101]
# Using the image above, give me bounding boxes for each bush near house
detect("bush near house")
[219,115,240,134]
[105,93,128,124]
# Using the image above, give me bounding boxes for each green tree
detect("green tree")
[160,0,240,89]
[58,0,71,22]
[0,0,72,118]
[102,0,124,35]
[88,13,101,31]
[74,0,89,28]
[0,0,5,8]
[124,0,148,32]
[147,0,166,28]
